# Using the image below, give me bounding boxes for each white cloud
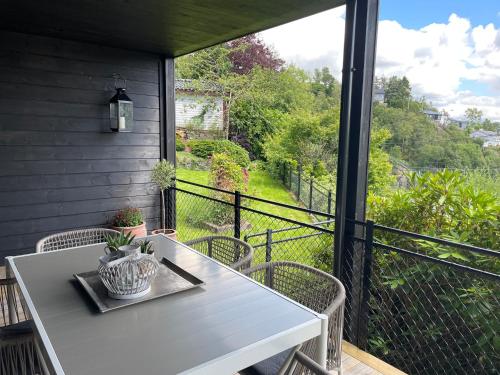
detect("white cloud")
[259,7,346,77]
[260,11,500,121]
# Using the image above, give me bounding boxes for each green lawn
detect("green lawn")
[176,168,311,222]
[175,168,332,267]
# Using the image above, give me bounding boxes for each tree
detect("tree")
[229,66,314,159]
[175,45,231,81]
[227,34,284,75]
[384,76,411,109]
[311,67,341,109]
[465,107,483,125]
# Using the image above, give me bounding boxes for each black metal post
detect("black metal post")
[288,164,292,189]
[161,57,177,229]
[234,190,241,239]
[333,0,379,345]
[357,220,374,349]
[327,191,333,215]
[309,178,314,210]
[297,164,302,200]
[265,229,273,262]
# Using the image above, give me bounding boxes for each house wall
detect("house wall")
[0,31,162,262]
[175,93,224,131]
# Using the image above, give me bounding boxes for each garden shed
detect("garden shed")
[175,79,227,139]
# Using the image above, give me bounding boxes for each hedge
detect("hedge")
[188,140,250,167]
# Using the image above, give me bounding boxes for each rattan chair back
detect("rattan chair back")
[0,278,27,327]
[36,228,120,253]
[243,261,345,373]
[0,277,42,374]
[184,236,254,271]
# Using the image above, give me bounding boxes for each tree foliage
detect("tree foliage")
[465,107,483,125]
[227,34,284,74]
[384,76,411,109]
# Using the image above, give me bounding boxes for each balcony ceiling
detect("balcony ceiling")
[0,0,344,57]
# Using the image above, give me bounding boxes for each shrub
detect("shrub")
[111,207,143,227]
[151,160,176,229]
[208,153,247,225]
[151,160,176,191]
[188,140,250,167]
[176,134,185,151]
[176,151,210,170]
[210,153,246,192]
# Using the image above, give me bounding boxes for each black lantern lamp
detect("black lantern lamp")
[109,77,133,132]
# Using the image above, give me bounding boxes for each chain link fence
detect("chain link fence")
[280,163,333,216]
[175,179,335,271]
[362,224,500,375]
[173,179,499,375]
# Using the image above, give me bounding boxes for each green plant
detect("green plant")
[104,232,135,252]
[202,153,247,226]
[188,140,250,167]
[176,151,210,170]
[176,134,185,151]
[151,160,176,229]
[111,207,143,227]
[136,239,154,254]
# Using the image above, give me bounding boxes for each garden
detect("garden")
[169,33,499,375]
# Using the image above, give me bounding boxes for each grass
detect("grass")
[175,167,333,268]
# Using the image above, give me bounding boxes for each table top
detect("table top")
[8,235,323,375]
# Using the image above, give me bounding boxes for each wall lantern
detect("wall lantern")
[109,76,133,132]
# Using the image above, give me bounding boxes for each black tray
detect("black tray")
[74,257,204,313]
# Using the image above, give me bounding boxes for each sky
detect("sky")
[260,0,500,121]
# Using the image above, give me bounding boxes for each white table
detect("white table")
[7,234,327,375]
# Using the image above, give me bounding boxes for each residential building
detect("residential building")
[175,79,227,139]
[470,129,500,147]
[372,87,385,103]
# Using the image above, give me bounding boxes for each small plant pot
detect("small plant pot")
[98,252,159,300]
[117,245,140,257]
[151,228,177,240]
[111,222,147,238]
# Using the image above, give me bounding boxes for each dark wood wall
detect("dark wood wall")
[0,31,162,262]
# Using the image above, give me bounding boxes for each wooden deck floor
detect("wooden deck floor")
[341,342,406,375]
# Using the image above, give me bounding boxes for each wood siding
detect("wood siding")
[176,93,224,130]
[0,31,162,262]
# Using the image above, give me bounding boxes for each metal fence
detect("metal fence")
[174,179,335,269]
[354,221,500,375]
[172,180,499,375]
[281,163,333,216]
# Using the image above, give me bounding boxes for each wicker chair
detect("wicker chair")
[0,277,42,374]
[36,228,120,253]
[241,261,345,375]
[184,236,254,271]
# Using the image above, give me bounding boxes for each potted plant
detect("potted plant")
[100,233,159,300]
[110,207,147,237]
[150,160,177,239]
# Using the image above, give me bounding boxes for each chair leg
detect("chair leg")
[34,339,50,375]
[315,315,328,368]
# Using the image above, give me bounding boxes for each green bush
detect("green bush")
[176,151,210,170]
[188,140,250,168]
[208,153,247,225]
[176,134,185,151]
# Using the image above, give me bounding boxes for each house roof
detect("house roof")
[0,0,344,57]
[175,79,223,93]
[471,130,497,138]
[423,110,441,116]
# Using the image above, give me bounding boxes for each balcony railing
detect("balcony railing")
[172,179,499,375]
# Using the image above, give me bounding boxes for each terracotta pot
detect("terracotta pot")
[151,228,177,240]
[111,222,147,238]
